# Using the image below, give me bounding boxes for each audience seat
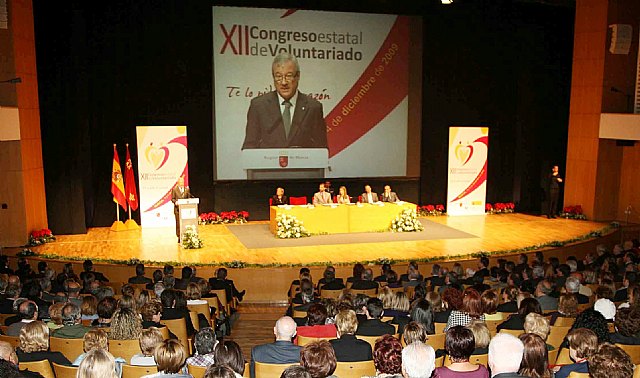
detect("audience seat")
[616,344,640,365]
[427,332,446,351]
[499,329,523,337]
[211,289,230,314]
[484,319,502,336]
[553,317,575,327]
[188,364,207,378]
[20,360,54,378]
[334,360,376,378]
[254,362,298,377]
[434,355,444,367]
[320,289,343,299]
[548,348,559,366]
[634,365,640,378]
[554,348,571,365]
[289,196,307,205]
[189,311,200,332]
[350,288,377,297]
[160,318,193,354]
[108,339,143,363]
[52,363,78,378]
[244,362,250,378]
[292,309,307,318]
[547,326,571,350]
[49,337,85,362]
[0,335,20,349]
[297,335,335,346]
[122,364,157,378]
[434,323,446,334]
[204,297,221,319]
[187,303,212,327]
[567,373,589,378]
[0,313,13,325]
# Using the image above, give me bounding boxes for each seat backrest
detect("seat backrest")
[292,309,307,319]
[547,348,559,366]
[289,196,307,205]
[254,362,298,378]
[484,319,502,336]
[0,334,20,349]
[160,318,189,350]
[188,364,208,378]
[108,338,142,363]
[434,355,444,367]
[499,328,524,338]
[210,289,229,311]
[553,316,575,327]
[187,303,212,325]
[320,289,343,299]
[52,363,79,378]
[634,364,640,378]
[243,362,250,378]
[350,288,377,296]
[20,360,54,378]
[547,326,571,349]
[297,335,335,346]
[122,364,158,378]
[426,333,446,351]
[434,323,446,334]
[49,336,85,362]
[469,354,488,367]
[567,373,590,378]
[616,343,640,365]
[204,297,221,315]
[554,348,572,365]
[334,360,376,378]
[189,311,200,332]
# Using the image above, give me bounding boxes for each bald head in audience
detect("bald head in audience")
[274,316,297,341]
[488,333,524,377]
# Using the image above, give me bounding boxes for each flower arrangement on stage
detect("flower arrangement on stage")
[390,209,424,232]
[417,204,446,216]
[485,202,515,214]
[198,211,249,225]
[561,205,587,220]
[276,214,310,239]
[181,225,203,249]
[28,228,56,246]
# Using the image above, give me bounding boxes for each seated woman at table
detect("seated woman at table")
[271,187,288,205]
[336,186,351,204]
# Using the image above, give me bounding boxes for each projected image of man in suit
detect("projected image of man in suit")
[242,53,327,149]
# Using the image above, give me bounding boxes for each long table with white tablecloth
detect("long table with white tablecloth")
[269,202,417,235]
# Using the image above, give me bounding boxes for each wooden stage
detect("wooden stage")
[33,213,609,266]
[12,213,618,303]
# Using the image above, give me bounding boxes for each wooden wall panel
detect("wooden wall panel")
[618,144,640,223]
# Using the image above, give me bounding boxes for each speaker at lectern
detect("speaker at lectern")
[176,198,199,242]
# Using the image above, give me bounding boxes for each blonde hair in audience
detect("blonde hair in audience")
[81,296,97,316]
[466,320,491,348]
[378,286,393,308]
[19,321,49,353]
[335,310,358,335]
[48,302,65,326]
[524,313,550,341]
[77,349,117,378]
[155,339,187,374]
[139,327,164,356]
[186,283,202,300]
[109,308,142,340]
[426,292,444,312]
[136,290,150,309]
[118,295,137,312]
[392,292,410,312]
[403,321,427,345]
[83,329,108,353]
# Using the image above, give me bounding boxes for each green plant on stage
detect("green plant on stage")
[276,214,310,239]
[390,209,424,232]
[181,225,203,249]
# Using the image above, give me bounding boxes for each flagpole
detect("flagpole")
[116,202,120,222]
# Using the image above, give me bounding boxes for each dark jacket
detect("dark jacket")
[496,314,525,331]
[356,318,395,336]
[330,334,373,362]
[250,341,301,378]
[16,350,71,366]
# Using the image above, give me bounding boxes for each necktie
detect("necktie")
[282,100,292,138]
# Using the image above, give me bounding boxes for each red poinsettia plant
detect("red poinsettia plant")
[199,210,249,225]
[417,204,446,216]
[486,202,515,214]
[561,205,586,220]
[28,228,56,246]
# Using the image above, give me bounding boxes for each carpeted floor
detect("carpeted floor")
[226,218,477,249]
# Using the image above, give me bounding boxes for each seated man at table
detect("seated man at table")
[271,187,288,205]
[312,183,331,205]
[381,185,400,203]
[360,185,379,203]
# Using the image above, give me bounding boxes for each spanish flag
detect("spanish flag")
[111,144,127,210]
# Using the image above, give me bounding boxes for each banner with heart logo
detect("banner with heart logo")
[447,127,489,216]
[136,126,189,227]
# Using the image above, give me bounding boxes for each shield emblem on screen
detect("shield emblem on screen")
[279,156,289,168]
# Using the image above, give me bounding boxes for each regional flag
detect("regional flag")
[124,144,139,211]
[111,144,127,210]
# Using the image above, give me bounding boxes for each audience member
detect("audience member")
[610,307,640,345]
[364,334,403,378]
[213,340,245,377]
[204,366,236,378]
[402,321,427,346]
[109,307,143,340]
[534,280,557,311]
[481,290,502,321]
[250,317,301,376]
[161,290,196,337]
[129,263,153,285]
[356,298,395,336]
[209,268,245,304]
[186,327,217,367]
[300,340,337,378]
[330,309,372,362]
[143,339,190,378]
[401,341,436,378]
[589,343,634,378]
[16,321,71,366]
[497,298,541,331]
[280,366,312,378]
[445,288,484,331]
[77,349,118,378]
[553,328,597,378]
[409,299,435,334]
[80,260,109,283]
[352,268,379,291]
[488,333,526,378]
[466,320,491,355]
[0,340,42,378]
[523,313,552,349]
[131,327,164,366]
[518,333,552,378]
[93,296,117,328]
[434,326,489,378]
[6,300,38,336]
[51,303,91,338]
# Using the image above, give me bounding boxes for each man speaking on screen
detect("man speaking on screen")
[241,53,328,149]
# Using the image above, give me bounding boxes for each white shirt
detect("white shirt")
[367,193,373,203]
[277,91,299,116]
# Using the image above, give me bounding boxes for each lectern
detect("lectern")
[176,198,199,241]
